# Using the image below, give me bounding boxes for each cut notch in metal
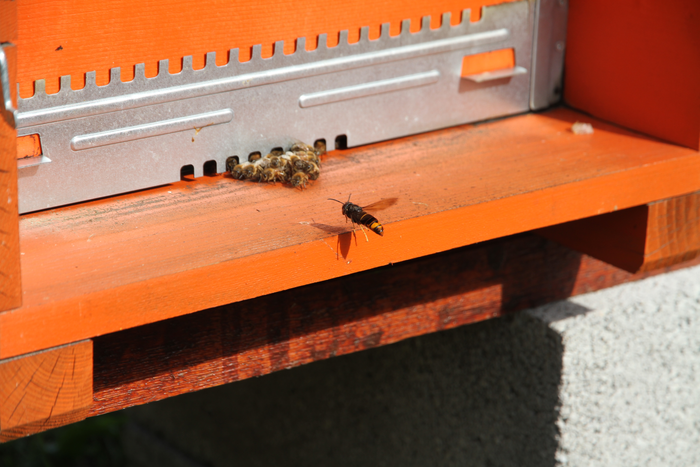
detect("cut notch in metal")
[463,65,527,83]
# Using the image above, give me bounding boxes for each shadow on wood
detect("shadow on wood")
[537,192,700,273]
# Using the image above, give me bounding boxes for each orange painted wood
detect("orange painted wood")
[0,108,21,313]
[15,134,41,160]
[4,108,700,360]
[461,48,515,76]
[0,0,21,312]
[0,340,92,442]
[537,191,700,273]
[565,0,700,150]
[90,233,700,416]
[0,1,17,44]
[15,0,514,97]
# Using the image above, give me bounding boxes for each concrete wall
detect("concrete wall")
[124,264,700,467]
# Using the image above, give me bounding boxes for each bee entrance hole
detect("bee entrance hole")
[203,160,217,176]
[180,164,195,180]
[314,139,327,153]
[225,156,239,172]
[335,134,347,150]
[248,151,262,162]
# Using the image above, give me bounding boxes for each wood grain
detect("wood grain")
[15,0,514,97]
[4,108,700,360]
[565,0,700,149]
[0,1,22,312]
[0,340,92,442]
[644,193,700,271]
[537,192,700,273]
[90,234,700,416]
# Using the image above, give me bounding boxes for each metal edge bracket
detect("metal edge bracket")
[530,0,569,110]
[0,43,17,129]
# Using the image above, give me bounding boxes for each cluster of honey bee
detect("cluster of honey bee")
[226,141,326,189]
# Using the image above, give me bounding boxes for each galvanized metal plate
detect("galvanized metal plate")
[16,1,533,213]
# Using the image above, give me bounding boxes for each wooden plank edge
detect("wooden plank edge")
[0,340,92,442]
[3,150,700,359]
[0,36,22,311]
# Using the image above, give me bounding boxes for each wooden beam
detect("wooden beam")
[0,340,92,442]
[90,234,700,416]
[6,108,700,360]
[644,193,700,271]
[537,192,700,273]
[0,0,21,312]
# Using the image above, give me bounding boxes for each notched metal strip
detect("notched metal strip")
[70,109,233,151]
[299,70,440,108]
[17,29,508,129]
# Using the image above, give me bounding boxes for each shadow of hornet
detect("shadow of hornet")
[309,222,359,260]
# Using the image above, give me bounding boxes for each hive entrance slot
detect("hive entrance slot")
[180,164,195,180]
[203,160,217,176]
[335,135,347,150]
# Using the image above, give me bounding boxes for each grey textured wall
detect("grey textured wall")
[124,265,700,467]
[531,265,700,466]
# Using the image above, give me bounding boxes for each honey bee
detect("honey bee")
[290,172,309,189]
[261,167,288,183]
[254,157,271,170]
[328,195,398,238]
[266,155,287,170]
[314,140,327,155]
[242,163,261,180]
[230,142,322,187]
[290,142,315,153]
[304,151,321,167]
[225,156,239,173]
[248,152,262,163]
[305,161,320,180]
[289,155,304,172]
[231,164,246,179]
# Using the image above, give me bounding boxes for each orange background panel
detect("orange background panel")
[16,0,516,97]
[564,0,700,150]
[461,48,515,76]
[16,134,42,160]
